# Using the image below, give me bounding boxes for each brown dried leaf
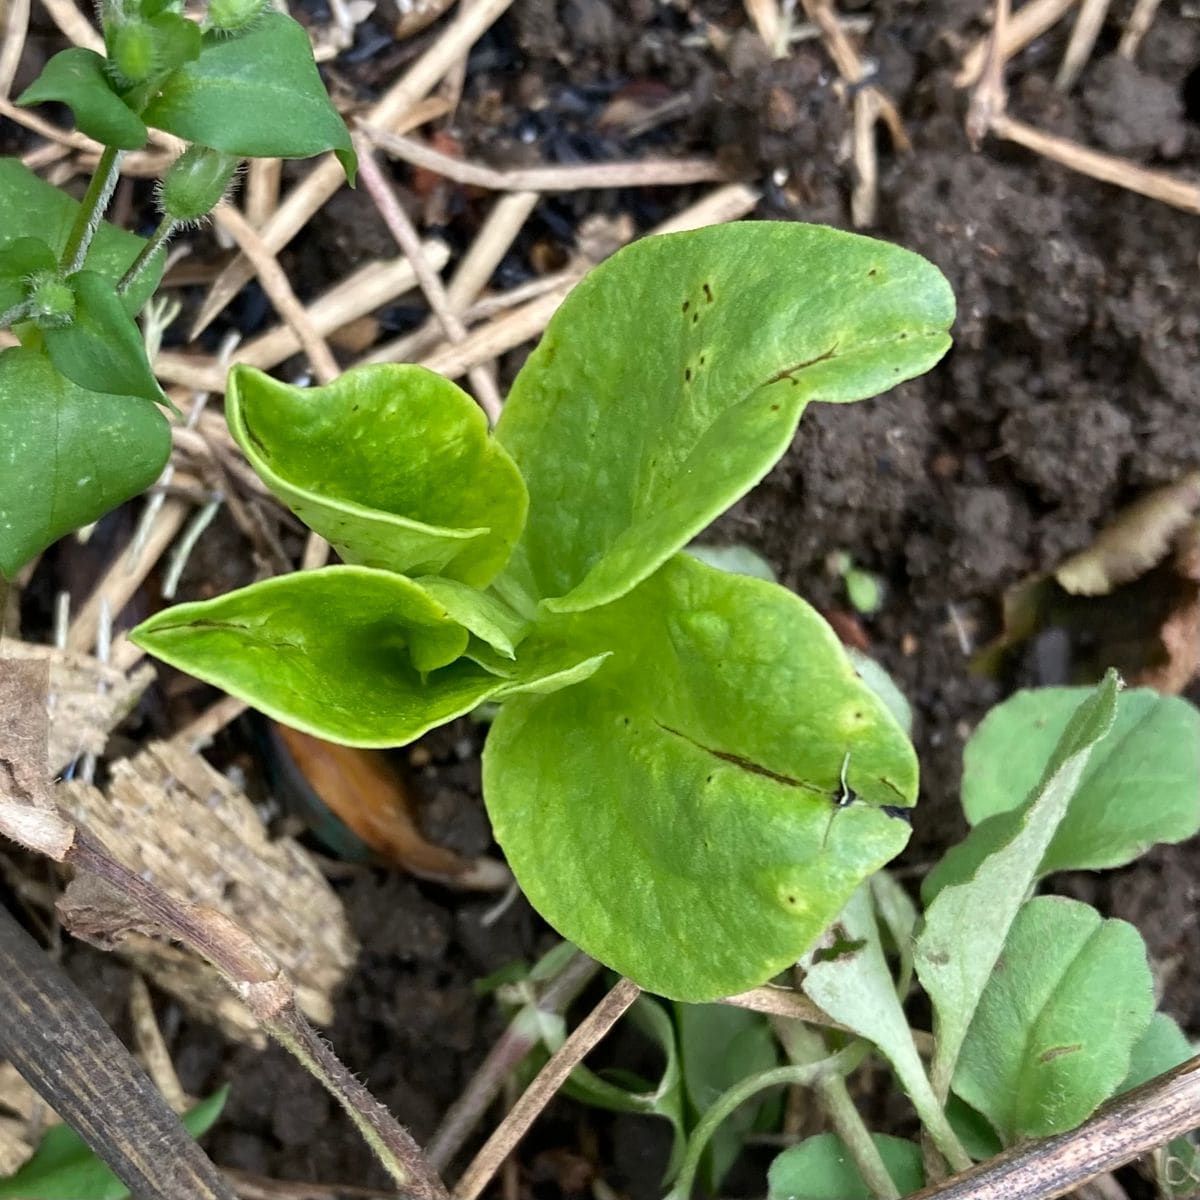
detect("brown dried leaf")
[59,741,356,1041]
[1055,470,1200,596]
[1133,520,1200,694]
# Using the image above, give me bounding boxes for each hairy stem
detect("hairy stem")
[118,215,176,296]
[61,147,123,275]
[0,300,33,330]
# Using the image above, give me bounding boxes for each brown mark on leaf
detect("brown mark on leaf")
[654,721,826,796]
[1038,1044,1083,1064]
[765,344,839,387]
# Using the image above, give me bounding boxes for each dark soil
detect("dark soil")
[7,0,1200,1195]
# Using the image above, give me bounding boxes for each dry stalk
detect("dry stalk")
[0,0,31,99]
[364,125,725,191]
[354,137,503,421]
[191,0,516,338]
[956,0,1077,87]
[452,977,641,1200]
[36,0,103,52]
[966,0,1010,148]
[245,157,283,230]
[1055,0,1112,90]
[1118,0,1162,58]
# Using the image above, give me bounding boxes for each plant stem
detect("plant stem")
[60,147,124,275]
[666,1046,868,1200]
[774,1018,899,1200]
[118,215,176,296]
[0,300,32,330]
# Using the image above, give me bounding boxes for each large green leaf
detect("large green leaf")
[226,363,528,588]
[953,896,1153,1142]
[767,1133,924,1200]
[18,48,148,149]
[914,673,1120,1102]
[0,347,170,579]
[43,271,165,404]
[0,1086,227,1200]
[483,554,917,1001]
[960,687,1200,875]
[141,13,356,181]
[130,566,596,746]
[0,159,163,311]
[495,222,954,614]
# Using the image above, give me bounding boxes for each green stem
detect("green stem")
[60,146,124,274]
[775,1019,900,1200]
[118,215,176,296]
[666,1045,868,1200]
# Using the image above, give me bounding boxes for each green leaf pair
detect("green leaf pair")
[134,222,956,1000]
[18,11,354,180]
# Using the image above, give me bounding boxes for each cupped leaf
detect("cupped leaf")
[915,672,1120,1102]
[17,48,148,149]
[0,348,169,579]
[141,13,356,181]
[226,363,528,588]
[0,1085,228,1200]
[961,687,1200,875]
[0,160,163,311]
[767,1133,924,1200]
[953,896,1154,1142]
[483,554,917,1001]
[43,271,165,404]
[496,222,954,614]
[415,577,528,659]
[130,567,592,746]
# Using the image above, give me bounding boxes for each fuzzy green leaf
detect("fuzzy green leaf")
[129,567,597,746]
[0,159,163,311]
[767,1133,924,1200]
[18,48,148,149]
[43,271,165,404]
[953,896,1154,1141]
[226,363,528,588]
[495,222,954,614]
[141,13,356,180]
[961,687,1200,874]
[0,237,56,313]
[914,672,1120,1102]
[0,347,170,578]
[0,1086,228,1199]
[483,554,917,1001]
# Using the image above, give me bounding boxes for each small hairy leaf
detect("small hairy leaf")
[141,13,356,180]
[226,363,528,587]
[767,1133,924,1200]
[130,567,593,746]
[18,48,148,149]
[0,347,170,578]
[43,271,165,404]
[496,222,953,614]
[483,554,917,1001]
[953,896,1154,1141]
[961,686,1200,874]
[0,160,163,310]
[0,237,56,313]
[0,1085,227,1199]
[915,672,1120,1101]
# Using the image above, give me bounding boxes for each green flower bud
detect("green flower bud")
[27,271,75,329]
[205,0,268,34]
[108,17,158,85]
[158,147,240,222]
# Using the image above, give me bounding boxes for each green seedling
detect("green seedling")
[133,220,955,1002]
[0,0,352,580]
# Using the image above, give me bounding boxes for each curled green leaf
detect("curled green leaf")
[17,49,147,149]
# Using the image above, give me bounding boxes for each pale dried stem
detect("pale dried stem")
[213,205,339,384]
[991,113,1200,214]
[743,0,782,53]
[453,978,641,1200]
[245,158,283,230]
[36,0,102,52]
[301,533,331,570]
[354,138,503,421]
[446,191,540,311]
[909,1055,1200,1200]
[1055,0,1112,90]
[0,0,31,100]
[156,244,451,391]
[0,95,93,148]
[191,0,516,338]
[128,973,189,1112]
[720,984,851,1027]
[427,952,601,1171]
[956,0,1077,87]
[967,0,1010,148]
[67,499,189,652]
[172,693,250,751]
[1118,0,1162,58]
[22,142,71,171]
[851,87,879,227]
[364,126,725,191]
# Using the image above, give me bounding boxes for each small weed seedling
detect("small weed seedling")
[134,220,955,1001]
[0,0,353,580]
